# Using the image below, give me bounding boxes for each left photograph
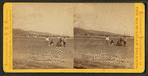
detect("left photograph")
[12,3,74,69]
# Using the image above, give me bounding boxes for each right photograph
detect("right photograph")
[74,3,134,69]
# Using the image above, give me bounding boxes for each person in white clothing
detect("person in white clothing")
[106,36,109,45]
[45,37,49,46]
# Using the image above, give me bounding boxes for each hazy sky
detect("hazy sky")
[12,3,73,36]
[74,3,134,36]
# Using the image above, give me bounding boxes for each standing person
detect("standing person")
[120,37,123,46]
[106,36,109,45]
[56,41,61,47]
[59,37,63,43]
[45,37,49,46]
[123,36,127,47]
[57,37,62,47]
[63,37,67,47]
[116,37,123,46]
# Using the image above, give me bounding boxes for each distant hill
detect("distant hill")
[74,27,132,37]
[13,28,70,37]
[13,28,31,36]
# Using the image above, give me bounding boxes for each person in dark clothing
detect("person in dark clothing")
[63,37,67,47]
[123,37,127,47]
[50,40,54,46]
[116,37,123,46]
[56,38,63,47]
[110,40,114,45]
[59,38,63,43]
[56,41,61,47]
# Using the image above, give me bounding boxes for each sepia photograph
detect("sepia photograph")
[74,3,134,69]
[3,2,145,73]
[12,3,73,69]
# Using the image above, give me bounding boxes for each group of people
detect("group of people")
[106,36,127,47]
[45,37,67,47]
[56,37,67,47]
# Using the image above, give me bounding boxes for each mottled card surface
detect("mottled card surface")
[3,3,145,73]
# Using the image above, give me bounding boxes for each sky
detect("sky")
[12,3,73,37]
[74,3,135,36]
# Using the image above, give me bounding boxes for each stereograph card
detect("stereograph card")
[3,3,145,73]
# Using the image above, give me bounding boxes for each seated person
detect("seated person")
[50,40,54,45]
[110,40,114,45]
